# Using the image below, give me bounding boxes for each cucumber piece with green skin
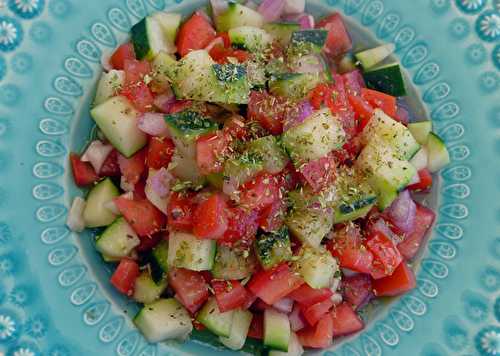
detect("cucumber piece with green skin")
[268,332,304,356]
[219,309,253,350]
[426,132,450,173]
[196,297,234,337]
[94,70,124,106]
[361,109,420,160]
[229,26,273,51]
[83,178,119,228]
[289,29,328,55]
[95,217,140,258]
[264,308,290,352]
[363,63,407,97]
[211,245,258,280]
[295,245,338,289]
[246,136,289,174]
[269,72,324,100]
[409,147,428,171]
[133,271,168,304]
[337,53,358,74]
[131,16,174,59]
[151,52,178,90]
[90,96,148,157]
[164,110,219,143]
[151,12,181,45]
[223,151,264,187]
[408,121,432,145]
[286,208,333,248]
[134,298,192,342]
[355,43,395,70]
[167,231,216,271]
[282,108,346,164]
[169,150,206,186]
[255,227,293,270]
[149,240,169,283]
[215,3,264,32]
[263,22,300,46]
[287,184,337,212]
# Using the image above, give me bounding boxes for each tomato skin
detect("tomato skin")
[278,163,304,191]
[168,268,209,314]
[239,174,280,211]
[297,313,333,348]
[70,153,99,187]
[176,13,216,57]
[247,91,285,135]
[121,81,154,112]
[193,193,228,239]
[118,148,146,186]
[209,45,250,64]
[136,231,163,252]
[123,59,151,85]
[372,262,416,297]
[114,197,166,236]
[316,13,352,58]
[309,83,330,110]
[287,284,333,306]
[397,204,435,260]
[248,263,304,305]
[328,75,357,139]
[146,137,175,169]
[211,280,249,312]
[331,302,364,337]
[407,169,433,192]
[99,150,121,177]
[365,231,403,279]
[258,199,286,233]
[299,154,337,192]
[247,313,264,339]
[341,274,372,310]
[348,94,374,130]
[110,43,135,70]
[302,298,334,326]
[196,132,228,175]
[168,100,192,114]
[110,258,140,296]
[167,192,196,231]
[220,207,259,247]
[223,116,248,140]
[361,88,397,118]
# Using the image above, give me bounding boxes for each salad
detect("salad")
[67,0,450,353]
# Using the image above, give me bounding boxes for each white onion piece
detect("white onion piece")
[289,304,305,331]
[258,0,286,22]
[386,190,417,234]
[273,297,294,313]
[283,0,305,15]
[331,292,343,306]
[81,140,113,174]
[137,113,170,137]
[145,168,173,214]
[210,0,228,17]
[204,37,225,52]
[100,50,113,72]
[371,218,401,244]
[120,176,135,192]
[66,197,86,232]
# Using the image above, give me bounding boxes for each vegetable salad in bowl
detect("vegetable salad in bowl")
[67,0,450,353]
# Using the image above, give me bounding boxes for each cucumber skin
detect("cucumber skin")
[196,297,234,337]
[364,64,407,97]
[131,18,151,60]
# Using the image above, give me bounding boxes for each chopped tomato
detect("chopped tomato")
[316,13,352,57]
[200,270,213,284]
[136,232,163,252]
[328,75,357,139]
[217,32,231,47]
[288,284,333,306]
[309,83,330,110]
[147,137,175,169]
[348,94,374,130]
[220,207,259,247]
[110,258,140,296]
[70,153,99,187]
[123,59,151,85]
[361,88,397,118]
[373,262,416,297]
[133,179,147,200]
[302,298,334,326]
[110,43,135,70]
[223,116,248,139]
[210,45,250,63]
[168,100,192,114]
[331,302,364,337]
[121,81,154,112]
[297,313,333,348]
[99,150,120,177]
[366,231,403,279]
[397,204,435,260]
[167,192,196,231]
[118,148,146,186]
[168,268,209,314]
[196,132,228,175]
[176,12,216,57]
[212,280,250,312]
[408,169,433,192]
[278,163,304,191]
[343,70,365,95]
[239,174,280,211]
[114,197,166,236]
[299,153,337,192]
[193,193,228,239]
[258,199,286,233]
[243,292,258,310]
[248,313,264,339]
[247,91,286,135]
[247,263,304,305]
[341,274,372,310]
[252,298,272,312]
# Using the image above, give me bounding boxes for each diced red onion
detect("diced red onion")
[281,12,301,21]
[258,0,286,22]
[66,197,86,232]
[273,297,294,313]
[291,54,324,74]
[150,167,173,198]
[289,304,306,331]
[283,0,305,15]
[386,190,417,234]
[153,87,176,113]
[210,0,228,17]
[298,14,314,29]
[371,218,402,244]
[395,105,410,125]
[137,113,170,137]
[283,100,313,131]
[81,140,113,174]
[245,0,259,10]
[204,37,225,53]
[343,69,366,95]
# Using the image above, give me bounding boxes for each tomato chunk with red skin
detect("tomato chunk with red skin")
[348,94,374,130]
[328,75,357,139]
[168,100,193,114]
[407,169,433,192]
[302,298,334,326]
[110,43,135,70]
[167,192,196,231]
[361,88,397,118]
[316,13,352,58]
[239,174,281,211]
[147,137,175,169]
[309,83,330,110]
[136,232,163,252]
[287,283,333,306]
[247,263,304,305]
[168,268,209,314]
[70,153,99,187]
[341,274,373,310]
[133,179,147,200]
[247,91,286,135]
[99,150,121,177]
[114,197,165,236]
[223,116,248,140]
[123,59,151,85]
[118,148,146,186]
[397,204,435,260]
[299,153,337,192]
[210,45,250,64]
[121,81,154,112]
[258,199,286,233]
[110,258,140,296]
[212,280,250,312]
[196,132,228,175]
[193,193,228,239]
[331,302,364,337]
[220,207,259,247]
[247,313,264,339]
[366,231,403,279]
[373,262,416,297]
[297,313,333,348]
[176,12,216,57]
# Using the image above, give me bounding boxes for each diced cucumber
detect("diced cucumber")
[215,3,264,32]
[426,132,450,173]
[151,51,178,90]
[133,271,168,304]
[363,63,407,97]
[255,227,292,270]
[206,172,224,190]
[264,308,290,352]
[286,208,333,248]
[90,96,148,157]
[94,70,124,106]
[134,298,192,342]
[102,253,121,263]
[408,121,432,145]
[295,245,338,289]
[95,217,140,258]
[83,178,119,228]
[211,245,258,280]
[337,53,358,74]
[355,43,395,70]
[361,109,420,160]
[289,29,328,55]
[269,72,324,100]
[151,12,181,46]
[409,147,428,171]
[223,152,264,187]
[287,184,337,212]
[164,110,219,143]
[131,16,174,60]
[282,108,345,164]
[169,150,206,186]
[149,240,169,283]
[263,22,300,46]
[268,332,304,356]
[167,231,216,271]
[229,26,273,51]
[246,136,289,174]
[219,309,253,350]
[197,297,234,337]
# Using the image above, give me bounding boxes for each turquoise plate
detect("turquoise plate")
[1,0,499,355]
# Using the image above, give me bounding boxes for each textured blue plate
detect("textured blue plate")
[0,0,499,355]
